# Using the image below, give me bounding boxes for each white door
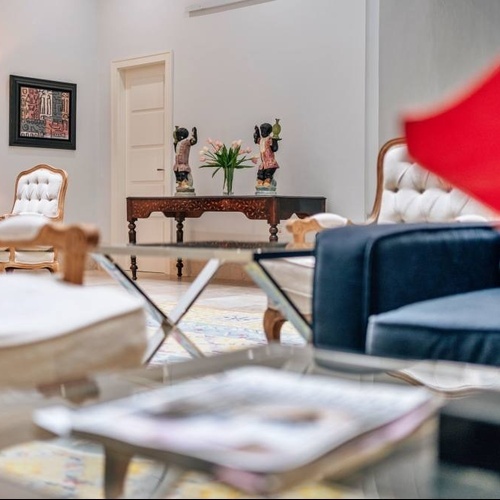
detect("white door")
[111,54,173,274]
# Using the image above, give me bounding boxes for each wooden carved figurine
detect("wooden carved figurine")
[254,121,281,195]
[173,126,197,196]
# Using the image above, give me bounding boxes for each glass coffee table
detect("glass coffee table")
[28,344,500,499]
[93,241,314,359]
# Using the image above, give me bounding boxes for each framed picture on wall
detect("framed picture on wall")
[9,75,77,150]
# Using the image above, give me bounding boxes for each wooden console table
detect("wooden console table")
[127,195,326,279]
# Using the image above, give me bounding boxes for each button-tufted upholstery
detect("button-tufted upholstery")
[0,165,68,273]
[263,137,498,342]
[12,168,66,218]
[377,140,493,223]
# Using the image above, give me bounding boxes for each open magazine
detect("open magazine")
[33,366,441,494]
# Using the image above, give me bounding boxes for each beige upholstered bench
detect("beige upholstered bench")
[263,137,497,341]
[0,214,148,389]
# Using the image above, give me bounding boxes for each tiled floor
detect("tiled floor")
[84,269,269,314]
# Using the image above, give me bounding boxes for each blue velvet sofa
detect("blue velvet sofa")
[312,222,500,365]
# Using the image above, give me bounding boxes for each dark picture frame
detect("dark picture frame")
[9,75,77,150]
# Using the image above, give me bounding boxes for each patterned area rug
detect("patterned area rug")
[0,440,359,499]
[149,301,306,364]
[0,305,361,499]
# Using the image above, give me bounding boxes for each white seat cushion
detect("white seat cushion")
[13,250,54,264]
[0,213,49,240]
[0,214,53,264]
[0,214,53,260]
[262,256,315,315]
[0,274,148,388]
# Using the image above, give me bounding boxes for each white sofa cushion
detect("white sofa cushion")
[0,215,54,263]
[0,213,49,240]
[0,274,148,388]
[12,250,55,264]
[263,256,315,315]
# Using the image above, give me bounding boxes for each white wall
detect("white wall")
[371,0,500,212]
[97,0,369,242]
[379,0,500,143]
[0,0,100,225]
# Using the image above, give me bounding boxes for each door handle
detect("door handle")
[157,168,165,171]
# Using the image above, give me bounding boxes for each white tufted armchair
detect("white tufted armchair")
[263,137,498,341]
[0,164,68,273]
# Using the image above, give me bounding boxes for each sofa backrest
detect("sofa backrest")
[369,138,496,224]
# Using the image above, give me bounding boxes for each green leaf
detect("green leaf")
[199,163,220,168]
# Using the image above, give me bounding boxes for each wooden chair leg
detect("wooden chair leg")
[103,446,132,499]
[263,307,286,343]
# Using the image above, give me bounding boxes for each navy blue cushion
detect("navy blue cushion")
[367,288,500,366]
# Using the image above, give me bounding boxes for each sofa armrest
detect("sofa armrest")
[313,223,500,353]
[286,213,352,248]
[0,215,99,284]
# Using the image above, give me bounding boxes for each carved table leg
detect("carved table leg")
[128,218,138,281]
[175,215,185,279]
[269,223,279,242]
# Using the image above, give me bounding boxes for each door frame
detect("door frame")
[110,51,173,245]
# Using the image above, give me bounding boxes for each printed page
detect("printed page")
[34,367,438,474]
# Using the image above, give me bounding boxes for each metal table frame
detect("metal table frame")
[93,243,314,359]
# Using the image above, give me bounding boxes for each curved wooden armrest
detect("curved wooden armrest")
[285,213,352,248]
[37,223,99,284]
[285,218,323,248]
[0,218,99,284]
